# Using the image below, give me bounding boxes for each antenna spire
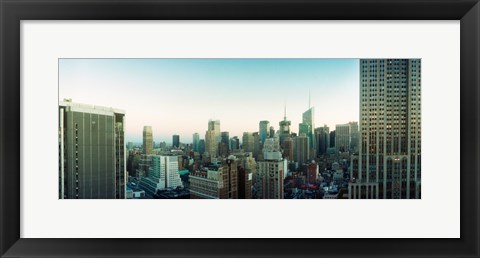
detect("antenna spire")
[284,101,287,121]
[309,89,311,108]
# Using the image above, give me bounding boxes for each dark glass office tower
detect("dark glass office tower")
[59,99,126,199]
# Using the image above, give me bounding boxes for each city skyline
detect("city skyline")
[58,58,421,200]
[59,58,359,143]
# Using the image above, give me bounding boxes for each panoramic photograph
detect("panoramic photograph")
[58,58,421,199]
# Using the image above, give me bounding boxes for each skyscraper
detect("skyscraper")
[299,123,311,139]
[205,130,217,157]
[198,139,206,155]
[259,120,270,145]
[208,119,221,143]
[237,167,251,199]
[242,132,255,154]
[230,136,240,151]
[349,121,359,153]
[220,131,230,156]
[329,130,336,148]
[205,120,221,157]
[253,132,261,159]
[279,104,291,147]
[237,152,256,199]
[350,59,421,199]
[221,131,230,147]
[302,104,316,156]
[282,137,294,161]
[223,155,239,199]
[218,142,229,157]
[138,155,183,197]
[172,134,180,148]
[295,134,309,165]
[335,123,350,152]
[315,125,330,156]
[192,133,200,152]
[254,138,286,199]
[269,126,275,138]
[143,126,153,155]
[59,100,126,199]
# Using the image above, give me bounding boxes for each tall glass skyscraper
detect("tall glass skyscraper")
[302,107,315,142]
[192,132,200,152]
[259,120,270,145]
[350,59,421,199]
[172,134,180,148]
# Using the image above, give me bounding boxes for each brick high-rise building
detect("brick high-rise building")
[282,137,294,161]
[190,155,238,199]
[306,162,319,185]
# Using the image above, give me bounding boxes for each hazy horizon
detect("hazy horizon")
[59,58,359,144]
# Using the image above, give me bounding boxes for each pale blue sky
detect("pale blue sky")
[59,59,359,144]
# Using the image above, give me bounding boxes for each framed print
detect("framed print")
[0,0,479,257]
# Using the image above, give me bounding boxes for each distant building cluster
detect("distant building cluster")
[59,59,421,199]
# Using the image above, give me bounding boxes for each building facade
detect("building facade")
[315,125,330,156]
[279,106,291,147]
[259,120,270,146]
[306,162,319,185]
[295,134,309,165]
[335,123,350,153]
[192,132,200,152]
[237,152,256,199]
[205,120,221,158]
[138,155,183,197]
[143,126,153,154]
[329,130,336,148]
[282,137,294,161]
[230,136,240,151]
[350,59,421,199]
[302,106,316,158]
[172,134,180,148]
[349,121,359,153]
[254,138,286,199]
[198,139,206,155]
[59,99,126,199]
[242,132,255,153]
[189,156,238,199]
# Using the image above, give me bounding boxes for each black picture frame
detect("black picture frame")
[1,0,479,257]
